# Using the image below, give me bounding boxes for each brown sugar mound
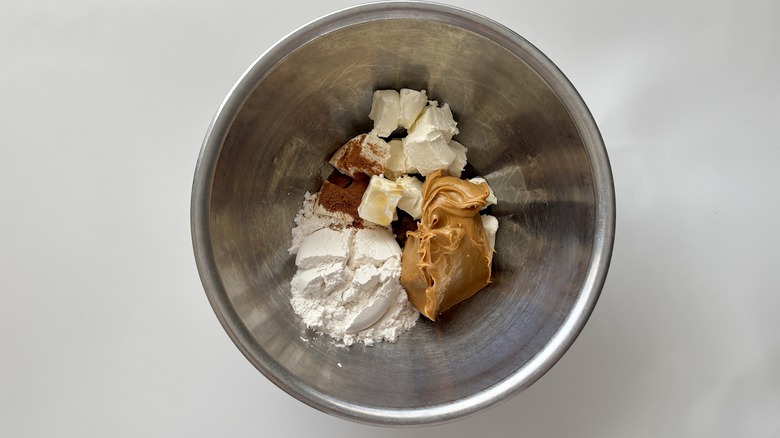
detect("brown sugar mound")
[316,171,369,226]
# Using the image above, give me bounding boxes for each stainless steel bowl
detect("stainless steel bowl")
[191,1,614,425]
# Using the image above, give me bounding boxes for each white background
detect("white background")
[2,0,779,436]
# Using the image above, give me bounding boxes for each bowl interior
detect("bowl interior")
[200,7,610,424]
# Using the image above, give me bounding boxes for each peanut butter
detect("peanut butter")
[400,170,493,320]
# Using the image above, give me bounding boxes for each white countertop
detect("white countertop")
[2,0,778,436]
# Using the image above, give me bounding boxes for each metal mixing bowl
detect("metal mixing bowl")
[191,1,615,425]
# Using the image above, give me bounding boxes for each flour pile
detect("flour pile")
[288,193,418,346]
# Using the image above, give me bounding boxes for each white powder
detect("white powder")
[289,192,348,255]
[289,193,418,346]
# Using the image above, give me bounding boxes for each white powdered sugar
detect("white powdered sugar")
[289,193,418,346]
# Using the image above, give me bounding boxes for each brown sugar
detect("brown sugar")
[326,169,352,188]
[317,172,369,227]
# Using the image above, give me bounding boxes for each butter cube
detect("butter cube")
[411,102,459,142]
[357,175,403,227]
[395,175,424,219]
[329,133,390,178]
[403,128,456,176]
[447,140,468,177]
[398,89,428,129]
[384,139,416,179]
[480,214,499,251]
[368,90,400,138]
[469,177,497,208]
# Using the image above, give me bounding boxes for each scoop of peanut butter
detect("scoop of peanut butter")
[400,170,493,320]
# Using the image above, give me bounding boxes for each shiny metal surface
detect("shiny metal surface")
[191,2,614,426]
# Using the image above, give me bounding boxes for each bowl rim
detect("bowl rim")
[191,0,615,426]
